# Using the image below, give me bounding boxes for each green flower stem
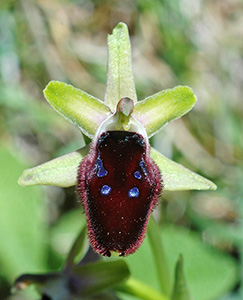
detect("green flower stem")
[117,277,170,300]
[64,224,87,269]
[147,217,171,296]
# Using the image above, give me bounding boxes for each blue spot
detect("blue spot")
[101,185,111,195]
[97,158,108,177]
[128,187,140,198]
[134,171,142,179]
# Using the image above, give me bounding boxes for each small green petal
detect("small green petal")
[18,146,89,187]
[171,255,192,300]
[150,148,217,191]
[105,22,137,112]
[133,86,197,138]
[44,81,111,138]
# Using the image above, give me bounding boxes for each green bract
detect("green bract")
[171,255,191,300]
[18,22,216,192]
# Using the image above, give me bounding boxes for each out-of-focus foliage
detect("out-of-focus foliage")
[0,0,242,299]
[0,148,47,279]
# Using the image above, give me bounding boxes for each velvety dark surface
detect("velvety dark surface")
[79,131,161,256]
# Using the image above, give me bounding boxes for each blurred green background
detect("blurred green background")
[0,0,242,299]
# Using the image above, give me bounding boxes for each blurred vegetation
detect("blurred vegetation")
[0,0,242,300]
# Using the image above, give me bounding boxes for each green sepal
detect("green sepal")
[133,86,197,138]
[72,260,130,298]
[18,145,217,191]
[171,255,192,300]
[18,146,89,187]
[105,22,137,112]
[44,81,111,138]
[150,148,217,191]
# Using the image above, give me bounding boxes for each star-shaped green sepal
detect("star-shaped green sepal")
[18,22,216,192]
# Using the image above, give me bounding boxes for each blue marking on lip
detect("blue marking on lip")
[134,171,142,179]
[128,187,140,198]
[101,185,111,195]
[97,157,108,177]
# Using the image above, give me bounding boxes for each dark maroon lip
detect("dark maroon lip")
[77,131,162,257]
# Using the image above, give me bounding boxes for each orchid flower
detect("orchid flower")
[18,22,216,258]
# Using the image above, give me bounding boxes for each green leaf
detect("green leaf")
[0,147,47,280]
[171,255,191,300]
[44,81,111,138]
[162,226,238,300]
[18,146,89,187]
[72,260,130,297]
[150,148,217,191]
[124,224,238,300]
[133,86,197,138]
[147,217,171,296]
[105,22,137,112]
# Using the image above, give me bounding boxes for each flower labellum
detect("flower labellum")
[77,98,162,257]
